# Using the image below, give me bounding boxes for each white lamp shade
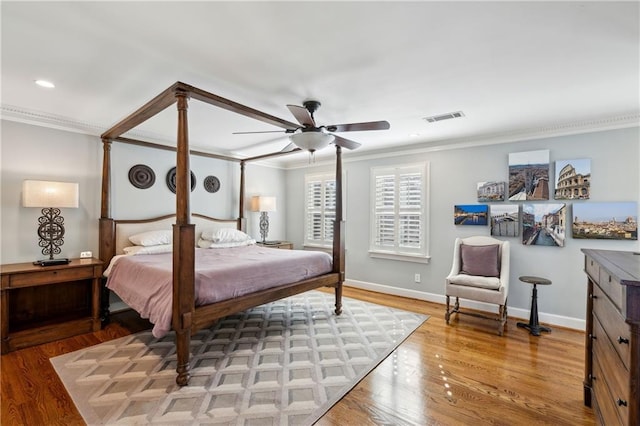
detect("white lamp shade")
[22,180,79,208]
[289,131,334,152]
[250,196,276,212]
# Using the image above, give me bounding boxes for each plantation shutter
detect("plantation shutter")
[371,164,427,257]
[305,174,336,247]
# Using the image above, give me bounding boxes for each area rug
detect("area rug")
[51,291,428,425]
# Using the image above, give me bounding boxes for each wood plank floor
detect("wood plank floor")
[1,286,594,425]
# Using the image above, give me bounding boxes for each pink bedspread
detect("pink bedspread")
[106,245,333,337]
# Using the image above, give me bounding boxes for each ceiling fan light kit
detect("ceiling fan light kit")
[289,129,335,152]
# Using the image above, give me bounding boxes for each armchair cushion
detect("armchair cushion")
[460,244,500,277]
[447,274,502,290]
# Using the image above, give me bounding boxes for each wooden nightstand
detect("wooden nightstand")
[257,241,293,250]
[1,258,103,354]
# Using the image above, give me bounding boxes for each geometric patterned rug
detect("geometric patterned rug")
[51,291,428,425]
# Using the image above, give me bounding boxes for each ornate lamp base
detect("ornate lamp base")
[259,211,270,243]
[33,207,69,265]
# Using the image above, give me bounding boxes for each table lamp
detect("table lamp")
[250,196,277,244]
[22,180,79,266]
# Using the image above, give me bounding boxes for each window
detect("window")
[304,173,336,248]
[370,163,429,262]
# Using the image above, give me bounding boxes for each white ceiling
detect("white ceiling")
[2,1,639,166]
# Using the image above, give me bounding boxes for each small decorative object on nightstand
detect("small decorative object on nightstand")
[22,180,79,266]
[251,195,277,243]
[0,257,103,353]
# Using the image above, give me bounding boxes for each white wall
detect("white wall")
[285,127,640,328]
[1,120,287,263]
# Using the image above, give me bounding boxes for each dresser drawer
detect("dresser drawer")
[598,268,624,312]
[593,284,631,369]
[585,255,601,282]
[592,316,630,423]
[5,266,95,288]
[592,356,624,425]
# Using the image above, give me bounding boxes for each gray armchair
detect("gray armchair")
[445,236,510,335]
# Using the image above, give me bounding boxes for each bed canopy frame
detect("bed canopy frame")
[99,82,345,385]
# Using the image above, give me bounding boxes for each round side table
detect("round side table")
[517,275,552,336]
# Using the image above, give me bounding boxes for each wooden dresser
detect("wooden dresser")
[581,249,639,425]
[1,258,103,353]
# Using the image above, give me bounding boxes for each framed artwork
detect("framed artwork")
[454,204,488,225]
[490,204,520,237]
[522,203,566,247]
[554,159,590,200]
[508,150,550,201]
[477,181,506,202]
[573,202,637,240]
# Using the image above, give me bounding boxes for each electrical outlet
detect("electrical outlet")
[414,273,421,283]
[80,251,92,258]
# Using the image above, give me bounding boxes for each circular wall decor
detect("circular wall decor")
[204,175,221,193]
[166,167,196,193]
[128,164,155,189]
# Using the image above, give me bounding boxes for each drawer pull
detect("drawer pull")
[589,294,598,300]
[617,336,629,345]
[589,333,596,340]
[617,398,627,407]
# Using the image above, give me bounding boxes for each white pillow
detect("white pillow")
[129,230,172,246]
[197,238,256,249]
[200,228,252,243]
[123,244,173,255]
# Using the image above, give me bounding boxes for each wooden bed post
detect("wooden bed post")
[173,89,196,386]
[332,145,344,315]
[99,138,115,266]
[99,138,115,324]
[239,161,246,232]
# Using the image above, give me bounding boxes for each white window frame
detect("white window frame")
[369,162,430,263]
[304,172,339,249]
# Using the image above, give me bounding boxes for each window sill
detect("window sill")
[368,250,431,264]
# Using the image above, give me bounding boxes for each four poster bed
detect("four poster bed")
[99,82,345,386]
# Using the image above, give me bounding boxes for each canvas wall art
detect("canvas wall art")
[454,204,488,225]
[490,204,520,237]
[508,150,550,201]
[573,202,637,240]
[477,181,506,202]
[522,203,566,247]
[554,159,591,200]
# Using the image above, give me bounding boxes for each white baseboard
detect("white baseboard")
[344,279,586,331]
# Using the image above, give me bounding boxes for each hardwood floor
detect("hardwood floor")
[1,286,594,425]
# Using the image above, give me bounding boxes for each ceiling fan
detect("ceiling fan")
[234,100,390,154]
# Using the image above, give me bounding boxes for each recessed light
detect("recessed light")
[35,80,55,88]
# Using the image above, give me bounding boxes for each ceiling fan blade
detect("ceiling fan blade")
[280,142,296,153]
[333,135,362,150]
[287,104,316,127]
[327,120,390,132]
[232,130,287,135]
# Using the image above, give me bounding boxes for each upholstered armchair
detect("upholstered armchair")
[445,236,510,335]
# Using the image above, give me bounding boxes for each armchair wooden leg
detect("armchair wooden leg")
[498,304,507,336]
[445,295,450,324]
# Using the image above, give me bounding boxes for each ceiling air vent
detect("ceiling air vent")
[423,111,465,123]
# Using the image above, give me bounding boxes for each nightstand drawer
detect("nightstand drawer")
[6,266,95,288]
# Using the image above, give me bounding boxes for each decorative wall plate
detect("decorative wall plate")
[128,164,155,189]
[166,167,196,193]
[204,175,221,193]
